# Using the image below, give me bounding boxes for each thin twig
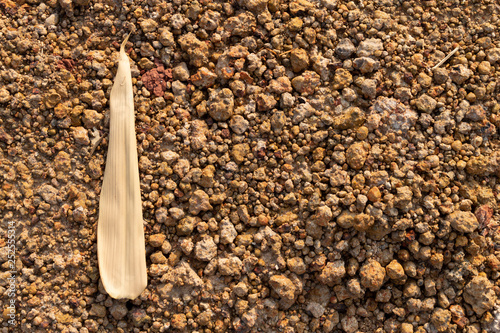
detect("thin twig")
[430,46,460,71]
[264,47,278,56]
[279,48,295,57]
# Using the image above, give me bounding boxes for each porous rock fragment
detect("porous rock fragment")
[447,211,479,233]
[463,276,497,315]
[208,88,234,121]
[360,260,385,291]
[189,190,213,215]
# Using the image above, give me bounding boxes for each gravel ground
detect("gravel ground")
[1,0,500,332]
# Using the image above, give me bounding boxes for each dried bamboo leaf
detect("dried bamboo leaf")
[97,34,147,299]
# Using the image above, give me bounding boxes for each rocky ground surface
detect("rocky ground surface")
[1,0,500,332]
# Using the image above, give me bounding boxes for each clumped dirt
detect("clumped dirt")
[1,0,500,332]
